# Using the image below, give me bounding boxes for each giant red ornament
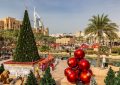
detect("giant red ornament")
[64,67,73,76]
[64,49,92,84]
[67,57,78,68]
[74,49,85,59]
[75,69,80,79]
[67,70,77,83]
[88,69,93,76]
[78,59,90,70]
[79,71,91,84]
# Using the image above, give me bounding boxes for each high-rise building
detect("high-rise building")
[0,17,22,30]
[33,8,49,36]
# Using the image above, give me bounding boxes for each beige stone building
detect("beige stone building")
[0,17,49,36]
[33,27,49,36]
[74,31,84,37]
[0,17,22,30]
[0,21,4,29]
[56,36,75,45]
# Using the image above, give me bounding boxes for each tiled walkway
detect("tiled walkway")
[52,60,120,85]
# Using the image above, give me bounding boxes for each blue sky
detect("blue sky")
[0,0,120,34]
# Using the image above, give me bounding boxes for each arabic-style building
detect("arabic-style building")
[0,17,22,30]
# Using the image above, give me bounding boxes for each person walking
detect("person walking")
[101,55,106,68]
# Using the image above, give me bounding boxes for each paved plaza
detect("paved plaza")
[0,58,120,85]
[51,60,120,85]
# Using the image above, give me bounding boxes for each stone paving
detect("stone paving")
[0,58,120,85]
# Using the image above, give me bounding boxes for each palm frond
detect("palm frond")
[85,14,119,43]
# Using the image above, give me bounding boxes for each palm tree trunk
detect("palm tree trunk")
[109,40,114,55]
[109,40,112,55]
[96,35,101,67]
[96,51,101,67]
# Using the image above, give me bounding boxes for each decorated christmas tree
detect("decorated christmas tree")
[40,67,56,85]
[104,67,115,85]
[13,10,40,62]
[25,70,38,85]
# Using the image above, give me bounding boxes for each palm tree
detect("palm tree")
[85,14,119,67]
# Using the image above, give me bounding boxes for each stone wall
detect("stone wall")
[4,64,34,77]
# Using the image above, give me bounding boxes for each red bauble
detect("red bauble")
[74,49,85,59]
[64,67,73,76]
[79,71,91,84]
[88,69,93,76]
[67,57,78,68]
[67,70,77,83]
[75,69,80,79]
[78,59,90,70]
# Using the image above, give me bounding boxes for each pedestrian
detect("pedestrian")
[101,55,106,68]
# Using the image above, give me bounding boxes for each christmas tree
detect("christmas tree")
[25,70,38,85]
[113,77,120,85]
[114,69,120,85]
[117,68,120,78]
[0,64,5,74]
[13,10,40,62]
[104,67,115,85]
[39,67,56,85]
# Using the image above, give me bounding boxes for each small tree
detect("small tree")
[39,67,56,85]
[113,77,120,85]
[104,67,115,85]
[0,64,5,74]
[114,69,120,85]
[40,45,50,52]
[99,46,109,56]
[117,69,120,78]
[26,70,38,85]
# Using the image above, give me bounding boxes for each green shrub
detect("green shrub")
[85,49,95,54]
[0,64,5,74]
[111,47,120,54]
[39,46,50,52]
[87,48,94,50]
[112,47,119,53]
[113,61,120,67]
[118,48,120,55]
[99,46,109,55]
